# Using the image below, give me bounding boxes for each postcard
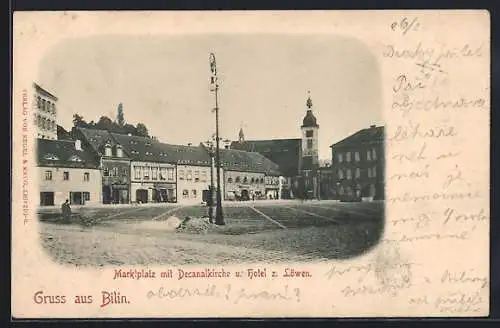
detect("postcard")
[11,10,490,318]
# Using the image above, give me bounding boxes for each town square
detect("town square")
[33,34,385,265]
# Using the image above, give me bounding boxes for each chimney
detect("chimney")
[75,139,82,151]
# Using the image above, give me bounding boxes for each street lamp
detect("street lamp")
[206,139,215,223]
[209,52,225,225]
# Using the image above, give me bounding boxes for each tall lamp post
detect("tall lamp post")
[206,139,215,223]
[209,53,225,225]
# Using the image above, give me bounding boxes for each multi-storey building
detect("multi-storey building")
[219,148,281,201]
[33,83,58,140]
[37,138,101,206]
[110,133,177,204]
[330,125,385,201]
[230,93,320,199]
[74,128,132,204]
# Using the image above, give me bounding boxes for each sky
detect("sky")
[37,34,383,161]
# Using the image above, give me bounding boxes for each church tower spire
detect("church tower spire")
[238,126,245,143]
[300,90,320,199]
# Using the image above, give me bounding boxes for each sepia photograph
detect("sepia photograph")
[12,11,489,318]
[34,34,385,267]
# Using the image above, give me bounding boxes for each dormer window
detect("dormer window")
[116,145,123,158]
[43,153,59,161]
[69,155,83,162]
[104,143,112,157]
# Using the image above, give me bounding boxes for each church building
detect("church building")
[230,92,320,199]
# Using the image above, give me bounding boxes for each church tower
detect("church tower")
[300,91,319,198]
[238,127,245,143]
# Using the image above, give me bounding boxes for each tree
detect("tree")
[116,103,125,127]
[72,114,88,128]
[123,123,138,136]
[95,116,115,131]
[136,123,149,137]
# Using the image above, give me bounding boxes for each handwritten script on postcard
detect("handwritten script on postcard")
[11,11,489,318]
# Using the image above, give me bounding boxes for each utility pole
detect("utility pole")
[209,52,225,225]
[206,139,215,223]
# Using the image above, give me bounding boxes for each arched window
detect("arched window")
[235,176,241,183]
[243,177,248,183]
[251,177,255,183]
[42,99,46,111]
[260,178,264,183]
[227,177,233,183]
[37,97,42,110]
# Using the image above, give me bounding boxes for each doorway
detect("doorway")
[40,192,54,206]
[136,189,148,203]
[70,192,83,205]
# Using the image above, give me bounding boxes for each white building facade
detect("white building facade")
[33,83,58,140]
[130,161,176,203]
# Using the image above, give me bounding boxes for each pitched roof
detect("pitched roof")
[230,138,301,177]
[36,138,100,169]
[75,127,130,160]
[110,132,172,163]
[56,125,73,141]
[330,125,385,149]
[33,82,58,101]
[219,148,282,175]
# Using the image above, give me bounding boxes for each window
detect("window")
[83,192,90,201]
[194,171,200,182]
[368,167,372,178]
[178,169,185,180]
[346,169,352,180]
[143,167,150,180]
[346,152,351,162]
[235,176,241,183]
[116,147,123,157]
[338,153,343,163]
[52,103,56,114]
[260,178,264,184]
[228,177,233,183]
[159,167,167,180]
[44,153,59,161]
[372,149,377,160]
[192,189,197,198]
[63,171,69,180]
[186,170,192,180]
[69,155,83,162]
[167,168,174,181]
[251,177,255,183]
[355,151,360,162]
[306,130,313,138]
[103,168,110,177]
[243,177,248,183]
[37,96,42,110]
[42,99,46,111]
[338,169,344,179]
[182,189,189,198]
[372,166,377,177]
[134,166,141,179]
[83,172,90,181]
[201,171,207,182]
[152,167,158,180]
[104,146,112,157]
[367,150,372,161]
[111,167,118,177]
[355,168,360,179]
[45,170,52,180]
[307,139,313,149]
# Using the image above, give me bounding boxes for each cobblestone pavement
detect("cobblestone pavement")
[39,201,384,266]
